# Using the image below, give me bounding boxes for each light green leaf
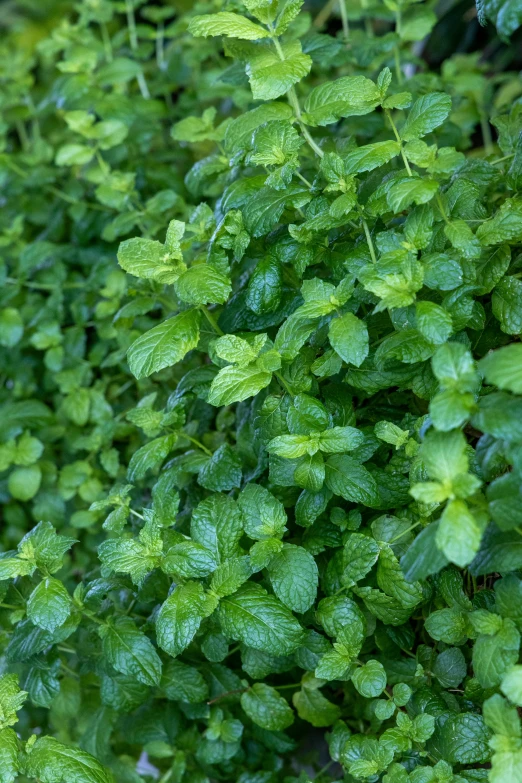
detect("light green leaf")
[188,12,270,40]
[218,582,303,654]
[99,617,162,687]
[329,313,369,368]
[175,265,232,305]
[303,76,381,126]
[241,683,294,730]
[127,309,201,379]
[267,544,318,613]
[156,581,217,658]
[400,93,452,141]
[27,578,71,633]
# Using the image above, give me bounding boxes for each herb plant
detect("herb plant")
[1,1,522,782]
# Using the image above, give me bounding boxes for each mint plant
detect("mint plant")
[1,1,522,782]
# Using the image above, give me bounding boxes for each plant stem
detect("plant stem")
[362,219,377,263]
[385,109,412,176]
[314,0,337,28]
[389,520,422,543]
[275,682,302,690]
[315,759,335,779]
[491,153,514,165]
[200,305,224,336]
[274,372,294,396]
[156,22,165,70]
[271,33,324,159]
[480,109,493,156]
[183,433,213,457]
[100,22,113,62]
[394,8,403,84]
[339,0,350,42]
[16,120,30,151]
[296,170,313,188]
[435,192,450,224]
[126,0,150,99]
[207,687,247,705]
[129,508,146,521]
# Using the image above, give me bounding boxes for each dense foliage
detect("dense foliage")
[2,1,522,782]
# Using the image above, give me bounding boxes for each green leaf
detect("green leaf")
[156,581,217,657]
[438,713,491,765]
[22,736,114,783]
[293,684,341,726]
[325,455,379,506]
[0,728,18,783]
[473,618,520,688]
[208,365,273,406]
[480,344,522,393]
[0,675,27,729]
[242,183,310,237]
[99,617,162,686]
[27,578,71,633]
[245,41,312,101]
[352,660,387,698]
[501,665,522,706]
[400,93,452,141]
[161,659,208,704]
[329,313,369,368]
[127,309,201,379]
[477,199,522,245]
[266,544,318,613]
[218,582,304,654]
[246,255,283,314]
[189,12,270,40]
[303,76,381,126]
[436,500,485,568]
[175,265,232,305]
[191,494,243,562]
[241,683,294,730]
[341,533,380,587]
[343,141,401,174]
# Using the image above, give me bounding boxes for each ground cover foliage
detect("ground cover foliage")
[1,0,522,781]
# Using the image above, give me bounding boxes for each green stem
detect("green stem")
[362,219,377,263]
[491,153,514,165]
[207,687,247,705]
[129,508,145,521]
[274,372,294,397]
[296,170,313,189]
[126,0,138,48]
[5,277,85,290]
[435,192,450,224]
[0,603,20,610]
[183,433,213,457]
[100,21,113,62]
[200,305,224,336]
[315,760,335,779]
[125,0,150,99]
[394,48,402,86]
[274,682,302,690]
[271,33,324,159]
[313,0,337,28]
[16,120,30,151]
[81,609,105,626]
[480,110,493,156]
[394,8,403,84]
[389,520,422,543]
[156,22,165,70]
[385,109,412,176]
[339,0,349,42]
[95,150,110,176]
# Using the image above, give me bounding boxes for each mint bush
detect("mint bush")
[1,1,522,782]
